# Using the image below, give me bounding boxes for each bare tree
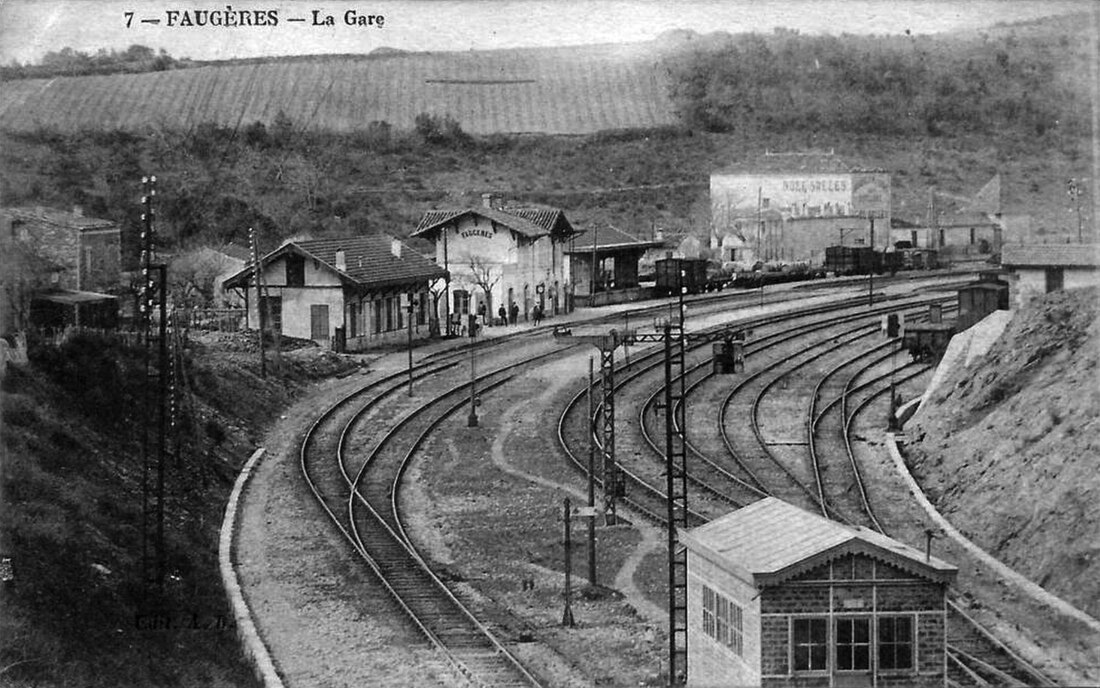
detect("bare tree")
[467,257,500,316]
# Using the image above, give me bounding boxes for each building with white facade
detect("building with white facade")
[710,152,891,266]
[411,194,577,327]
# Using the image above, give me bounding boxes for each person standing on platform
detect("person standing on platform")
[498,304,507,327]
[509,302,519,326]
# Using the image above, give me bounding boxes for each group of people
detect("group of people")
[474,301,545,327]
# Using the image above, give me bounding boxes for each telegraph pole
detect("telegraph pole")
[406,294,415,395]
[248,228,266,378]
[139,175,168,591]
[868,214,875,307]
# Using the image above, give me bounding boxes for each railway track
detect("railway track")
[555,292,1056,686]
[301,350,552,687]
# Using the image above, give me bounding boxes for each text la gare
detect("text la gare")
[313,10,384,27]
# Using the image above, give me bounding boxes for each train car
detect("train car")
[654,258,708,296]
[825,245,903,276]
[825,245,874,275]
[957,272,1009,331]
[898,247,939,270]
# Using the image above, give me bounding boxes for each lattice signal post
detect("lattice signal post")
[139,176,169,590]
[553,328,626,524]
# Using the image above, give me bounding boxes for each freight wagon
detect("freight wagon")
[824,246,901,276]
[654,258,708,296]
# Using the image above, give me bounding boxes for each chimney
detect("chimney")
[335,248,346,272]
[482,192,494,208]
[72,205,83,217]
[391,239,402,259]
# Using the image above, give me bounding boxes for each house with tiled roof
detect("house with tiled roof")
[222,234,447,350]
[1000,243,1100,307]
[679,497,956,688]
[411,193,578,330]
[0,206,122,333]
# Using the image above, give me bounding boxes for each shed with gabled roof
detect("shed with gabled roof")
[222,234,447,350]
[678,497,956,688]
[1000,243,1100,308]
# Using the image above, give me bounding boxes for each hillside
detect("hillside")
[0,42,675,135]
[907,287,1100,619]
[0,332,359,686]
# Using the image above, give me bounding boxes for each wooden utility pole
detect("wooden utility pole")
[249,227,266,378]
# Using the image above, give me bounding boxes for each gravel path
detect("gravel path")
[233,363,461,688]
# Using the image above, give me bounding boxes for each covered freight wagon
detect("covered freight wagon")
[655,257,708,296]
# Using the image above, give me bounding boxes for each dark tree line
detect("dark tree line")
[1,44,185,80]
[663,27,1089,139]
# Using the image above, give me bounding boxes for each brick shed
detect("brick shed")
[678,498,956,688]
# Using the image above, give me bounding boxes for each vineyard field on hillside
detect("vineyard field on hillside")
[0,44,676,135]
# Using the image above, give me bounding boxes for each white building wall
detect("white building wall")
[433,214,569,320]
[687,550,762,688]
[246,255,345,342]
[1008,266,1100,308]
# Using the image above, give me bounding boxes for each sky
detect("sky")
[0,0,1092,65]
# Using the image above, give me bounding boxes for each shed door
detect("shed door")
[834,617,872,687]
[1045,268,1064,293]
[310,304,330,341]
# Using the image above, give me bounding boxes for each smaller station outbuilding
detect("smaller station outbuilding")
[1000,243,1100,308]
[566,224,666,306]
[222,235,447,351]
[679,497,957,688]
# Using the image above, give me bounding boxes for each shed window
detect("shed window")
[286,256,305,287]
[792,618,828,671]
[835,617,870,671]
[878,616,914,670]
[701,585,743,657]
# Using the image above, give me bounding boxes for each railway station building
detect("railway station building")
[709,152,892,267]
[222,235,447,350]
[411,194,577,328]
[679,497,957,688]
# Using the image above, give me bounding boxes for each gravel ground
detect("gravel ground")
[234,342,671,687]
[234,362,464,688]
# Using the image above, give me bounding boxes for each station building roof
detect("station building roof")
[1001,244,1100,268]
[222,235,446,292]
[679,497,956,587]
[565,224,666,254]
[412,204,577,241]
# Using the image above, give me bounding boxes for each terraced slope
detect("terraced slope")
[0,43,676,134]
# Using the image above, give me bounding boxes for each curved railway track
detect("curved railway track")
[556,293,1056,686]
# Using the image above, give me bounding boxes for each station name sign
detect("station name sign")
[459,227,495,239]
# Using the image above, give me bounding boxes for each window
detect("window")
[453,289,470,315]
[701,586,743,657]
[878,616,914,670]
[372,299,383,334]
[835,617,870,671]
[792,618,827,671]
[286,256,305,287]
[417,292,428,326]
